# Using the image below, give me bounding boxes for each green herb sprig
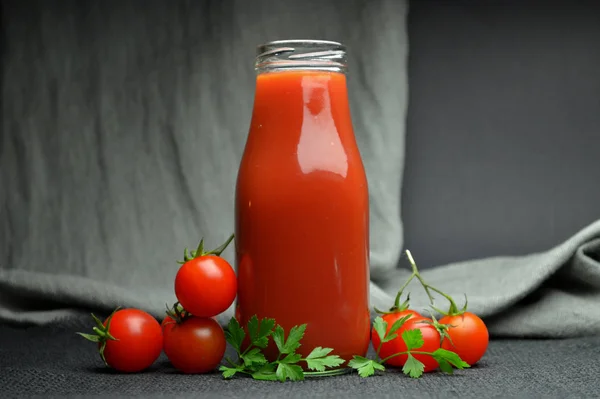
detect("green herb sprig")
[220,316,346,382]
[348,316,470,378]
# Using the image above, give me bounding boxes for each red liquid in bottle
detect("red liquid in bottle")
[235,43,370,363]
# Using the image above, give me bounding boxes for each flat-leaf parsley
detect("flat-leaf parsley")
[349,316,470,378]
[220,316,346,382]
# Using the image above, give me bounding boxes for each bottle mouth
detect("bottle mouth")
[255,40,347,73]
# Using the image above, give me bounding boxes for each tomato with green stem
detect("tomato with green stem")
[370,310,421,361]
[439,312,488,366]
[162,305,227,374]
[400,249,489,366]
[371,291,422,367]
[77,308,163,373]
[161,304,186,327]
[175,234,237,318]
[373,316,441,371]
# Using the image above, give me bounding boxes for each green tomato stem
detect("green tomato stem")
[205,233,235,257]
[181,233,235,263]
[375,338,385,361]
[392,275,414,310]
[379,350,437,364]
[239,344,254,358]
[225,357,240,368]
[405,250,461,315]
[423,284,460,314]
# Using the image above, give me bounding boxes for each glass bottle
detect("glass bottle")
[235,40,370,363]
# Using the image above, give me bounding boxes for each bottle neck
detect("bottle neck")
[253,69,350,117]
[248,41,355,178]
[255,40,347,74]
[250,69,354,178]
[252,40,351,127]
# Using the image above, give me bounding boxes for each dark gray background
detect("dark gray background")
[403,0,600,268]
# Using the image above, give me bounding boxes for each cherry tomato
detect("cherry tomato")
[100,309,163,373]
[371,309,421,348]
[175,255,237,318]
[371,310,421,366]
[374,316,440,372]
[440,312,489,366]
[163,316,226,374]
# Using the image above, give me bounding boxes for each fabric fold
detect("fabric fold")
[2,219,600,337]
[372,219,600,337]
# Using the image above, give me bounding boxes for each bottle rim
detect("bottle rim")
[255,39,347,74]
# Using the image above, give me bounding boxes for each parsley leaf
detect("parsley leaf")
[276,363,304,382]
[436,358,454,374]
[251,364,278,381]
[385,314,412,342]
[272,325,285,352]
[241,347,268,367]
[348,355,385,378]
[401,328,424,351]
[273,323,306,354]
[373,314,413,344]
[372,317,388,343]
[305,347,345,372]
[432,348,470,371]
[225,317,246,353]
[248,315,275,348]
[402,354,425,378]
[280,353,302,364]
[284,324,306,354]
[219,365,243,379]
[306,346,333,359]
[221,316,344,382]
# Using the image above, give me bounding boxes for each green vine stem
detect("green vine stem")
[374,292,413,315]
[375,336,385,360]
[380,350,441,365]
[396,250,467,316]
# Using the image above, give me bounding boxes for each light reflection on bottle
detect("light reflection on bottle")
[296,75,348,178]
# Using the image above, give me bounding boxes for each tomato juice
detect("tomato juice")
[235,41,370,363]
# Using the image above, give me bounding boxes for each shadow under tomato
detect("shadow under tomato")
[84,364,166,375]
[466,360,489,370]
[381,367,474,378]
[160,367,225,376]
[155,359,173,368]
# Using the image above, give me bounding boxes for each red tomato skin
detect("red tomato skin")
[161,312,193,327]
[371,311,421,349]
[161,315,178,328]
[440,312,489,366]
[101,309,163,373]
[162,313,216,327]
[174,256,237,318]
[373,316,440,372]
[371,310,422,366]
[163,316,226,374]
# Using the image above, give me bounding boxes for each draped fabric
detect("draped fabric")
[0,0,408,324]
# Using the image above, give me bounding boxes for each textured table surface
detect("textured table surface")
[1,322,599,398]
